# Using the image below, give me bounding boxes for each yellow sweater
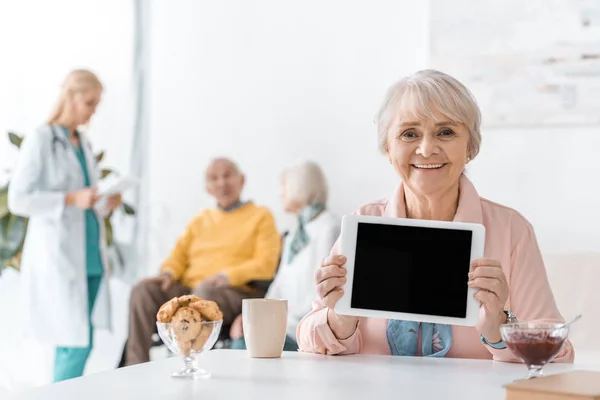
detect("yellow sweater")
[160,203,282,288]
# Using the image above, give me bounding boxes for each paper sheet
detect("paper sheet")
[98,175,138,197]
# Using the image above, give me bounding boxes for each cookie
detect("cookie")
[188,299,223,321]
[191,324,214,351]
[178,294,202,308]
[171,307,202,342]
[176,338,192,357]
[156,297,179,323]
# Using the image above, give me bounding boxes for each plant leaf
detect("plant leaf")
[104,217,114,246]
[6,213,15,235]
[101,169,113,179]
[4,251,22,271]
[8,132,23,148]
[122,203,136,215]
[0,185,9,218]
[95,151,105,164]
[0,214,27,263]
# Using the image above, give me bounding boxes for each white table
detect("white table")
[10,350,598,400]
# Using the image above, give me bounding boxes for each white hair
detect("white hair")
[375,69,482,160]
[282,160,328,206]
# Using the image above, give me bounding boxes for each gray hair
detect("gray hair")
[375,69,482,160]
[282,160,328,206]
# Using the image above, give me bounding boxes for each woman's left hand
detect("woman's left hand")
[107,193,122,210]
[468,258,509,343]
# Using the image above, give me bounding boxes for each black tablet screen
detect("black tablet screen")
[350,222,472,318]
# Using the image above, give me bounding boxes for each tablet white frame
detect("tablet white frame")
[335,214,485,327]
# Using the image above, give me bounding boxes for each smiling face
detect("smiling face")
[376,70,482,198]
[386,107,470,197]
[205,159,245,209]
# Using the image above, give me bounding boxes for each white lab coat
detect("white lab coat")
[8,124,112,347]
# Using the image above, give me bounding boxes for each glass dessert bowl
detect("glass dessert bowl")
[156,320,222,378]
[500,322,569,380]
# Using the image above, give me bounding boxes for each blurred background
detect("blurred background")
[0,0,598,392]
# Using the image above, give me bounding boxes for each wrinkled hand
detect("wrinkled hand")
[230,314,243,340]
[316,255,348,308]
[316,254,358,339]
[66,187,100,209]
[203,274,229,288]
[468,258,509,343]
[142,272,174,292]
[107,193,122,211]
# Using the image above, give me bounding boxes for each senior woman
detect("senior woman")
[230,160,340,351]
[296,70,574,362]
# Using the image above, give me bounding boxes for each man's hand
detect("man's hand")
[142,272,174,292]
[203,274,230,288]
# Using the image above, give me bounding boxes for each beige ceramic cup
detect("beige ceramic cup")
[242,299,288,358]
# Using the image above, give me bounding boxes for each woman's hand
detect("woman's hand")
[107,193,122,211]
[65,187,99,209]
[468,258,509,343]
[230,314,244,340]
[316,254,359,339]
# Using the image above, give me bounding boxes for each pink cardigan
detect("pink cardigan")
[296,175,574,363]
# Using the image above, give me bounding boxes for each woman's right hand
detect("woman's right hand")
[316,254,359,339]
[65,187,100,209]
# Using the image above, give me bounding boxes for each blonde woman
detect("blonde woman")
[297,70,574,363]
[230,160,340,351]
[8,70,122,381]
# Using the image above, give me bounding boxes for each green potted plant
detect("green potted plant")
[0,131,136,274]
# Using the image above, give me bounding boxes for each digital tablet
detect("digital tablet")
[335,214,485,327]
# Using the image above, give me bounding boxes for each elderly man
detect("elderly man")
[124,158,281,365]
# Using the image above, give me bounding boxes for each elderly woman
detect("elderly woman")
[230,160,340,351]
[296,70,574,362]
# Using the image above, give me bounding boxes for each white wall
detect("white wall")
[469,127,600,255]
[0,0,134,184]
[147,0,430,270]
[148,0,599,267]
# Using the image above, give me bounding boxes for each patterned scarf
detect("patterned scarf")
[387,320,452,357]
[286,203,326,264]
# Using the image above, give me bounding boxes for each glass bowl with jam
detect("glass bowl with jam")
[500,322,569,380]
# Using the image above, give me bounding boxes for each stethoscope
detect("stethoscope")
[49,125,91,156]
[49,125,69,155]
